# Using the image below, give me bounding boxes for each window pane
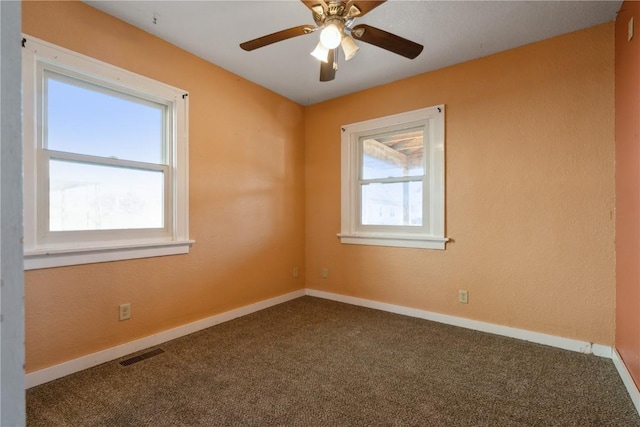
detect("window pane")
[361,128,424,180]
[49,160,164,231]
[361,181,422,226]
[46,72,164,164]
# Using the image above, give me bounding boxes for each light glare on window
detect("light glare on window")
[49,160,164,231]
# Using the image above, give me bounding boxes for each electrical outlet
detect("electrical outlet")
[119,303,131,321]
[293,267,299,278]
[458,290,469,304]
[322,268,329,279]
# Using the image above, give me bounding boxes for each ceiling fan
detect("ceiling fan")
[239,0,424,82]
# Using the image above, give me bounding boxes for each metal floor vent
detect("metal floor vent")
[119,348,165,367]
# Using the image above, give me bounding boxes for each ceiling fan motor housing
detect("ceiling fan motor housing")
[313,1,356,26]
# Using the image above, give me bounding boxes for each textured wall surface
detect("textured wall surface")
[23,1,618,373]
[305,23,616,345]
[23,1,305,372]
[615,0,640,388]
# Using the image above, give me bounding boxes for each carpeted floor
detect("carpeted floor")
[27,296,640,426]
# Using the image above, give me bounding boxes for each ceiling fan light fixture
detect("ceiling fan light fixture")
[341,35,359,61]
[311,41,330,63]
[320,22,343,49]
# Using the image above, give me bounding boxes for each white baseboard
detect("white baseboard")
[305,289,613,357]
[27,286,634,419]
[612,349,640,415]
[25,289,305,388]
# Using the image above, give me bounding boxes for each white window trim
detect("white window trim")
[339,105,447,250]
[22,35,193,270]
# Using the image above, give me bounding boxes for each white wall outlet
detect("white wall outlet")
[119,303,131,321]
[293,267,299,278]
[322,268,329,279]
[458,290,469,304]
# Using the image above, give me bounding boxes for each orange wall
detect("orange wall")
[616,1,640,388]
[22,1,305,372]
[305,23,616,345]
[23,1,618,373]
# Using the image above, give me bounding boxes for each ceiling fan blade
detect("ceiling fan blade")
[240,25,314,51]
[346,1,386,17]
[300,0,326,14]
[320,49,336,82]
[351,24,423,59]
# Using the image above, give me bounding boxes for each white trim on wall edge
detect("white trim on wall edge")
[25,290,305,388]
[305,289,613,358]
[613,349,640,415]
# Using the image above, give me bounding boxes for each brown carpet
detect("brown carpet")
[27,296,640,426]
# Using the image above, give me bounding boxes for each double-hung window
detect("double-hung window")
[339,105,447,249]
[22,36,192,269]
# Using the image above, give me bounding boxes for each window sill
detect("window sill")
[338,233,448,250]
[24,240,195,270]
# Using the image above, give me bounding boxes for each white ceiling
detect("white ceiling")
[84,1,621,106]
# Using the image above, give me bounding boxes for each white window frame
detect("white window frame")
[22,35,193,270]
[339,105,447,249]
